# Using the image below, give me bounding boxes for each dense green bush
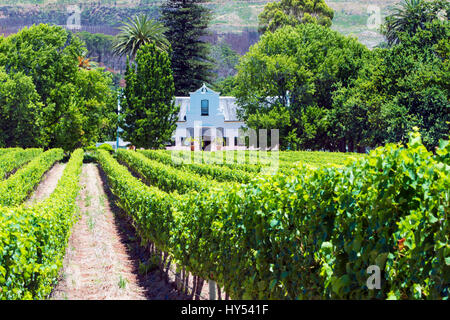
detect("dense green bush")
[85,145,98,151]
[0,149,84,299]
[98,131,449,299]
[0,24,117,151]
[0,149,64,207]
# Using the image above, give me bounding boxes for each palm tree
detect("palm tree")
[77,56,92,70]
[112,14,169,59]
[382,0,439,46]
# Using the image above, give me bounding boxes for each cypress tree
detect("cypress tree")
[161,0,215,95]
[120,43,179,149]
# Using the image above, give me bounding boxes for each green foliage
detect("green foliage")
[98,143,114,152]
[0,148,42,180]
[0,149,64,207]
[73,67,118,150]
[96,149,177,253]
[120,42,179,149]
[325,130,449,299]
[117,149,218,193]
[76,31,114,63]
[0,148,21,157]
[0,24,117,151]
[212,75,238,96]
[335,14,449,150]
[210,42,240,80]
[75,31,126,89]
[138,149,254,183]
[276,149,362,167]
[235,23,369,150]
[98,132,448,300]
[161,0,216,95]
[238,2,448,151]
[258,0,334,33]
[0,149,84,299]
[112,14,169,58]
[0,67,42,148]
[381,0,449,46]
[145,149,264,173]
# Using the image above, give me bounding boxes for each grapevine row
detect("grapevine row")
[0,149,64,207]
[0,148,42,180]
[0,148,21,157]
[98,132,449,300]
[138,150,255,183]
[117,149,222,194]
[0,149,84,299]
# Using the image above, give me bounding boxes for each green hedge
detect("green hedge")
[0,149,64,207]
[0,149,84,299]
[0,148,43,180]
[99,131,449,299]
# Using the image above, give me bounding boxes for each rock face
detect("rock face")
[0,0,398,76]
[1,0,398,46]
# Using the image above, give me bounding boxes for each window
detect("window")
[201,99,209,116]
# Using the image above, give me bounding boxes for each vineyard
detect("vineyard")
[0,131,448,300]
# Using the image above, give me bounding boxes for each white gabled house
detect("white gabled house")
[170,84,246,151]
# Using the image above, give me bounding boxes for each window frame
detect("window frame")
[201,99,209,116]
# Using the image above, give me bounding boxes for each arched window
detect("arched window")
[201,99,209,116]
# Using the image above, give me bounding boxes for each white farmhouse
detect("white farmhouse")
[170,84,245,151]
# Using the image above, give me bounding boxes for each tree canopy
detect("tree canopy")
[381,0,449,46]
[235,23,368,150]
[120,42,179,149]
[345,18,449,149]
[0,24,117,151]
[112,14,169,59]
[234,0,449,152]
[161,0,215,95]
[0,68,41,148]
[258,0,334,33]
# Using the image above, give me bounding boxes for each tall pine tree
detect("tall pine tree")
[120,42,179,149]
[161,0,215,95]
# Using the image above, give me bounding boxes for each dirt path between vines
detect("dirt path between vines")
[26,163,66,205]
[51,163,189,300]
[50,163,146,300]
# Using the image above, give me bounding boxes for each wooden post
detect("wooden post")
[209,280,216,300]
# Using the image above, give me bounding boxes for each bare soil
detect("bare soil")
[113,163,225,300]
[50,163,195,300]
[26,163,66,205]
[50,163,146,300]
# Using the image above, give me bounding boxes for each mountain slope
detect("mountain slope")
[0,0,401,47]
